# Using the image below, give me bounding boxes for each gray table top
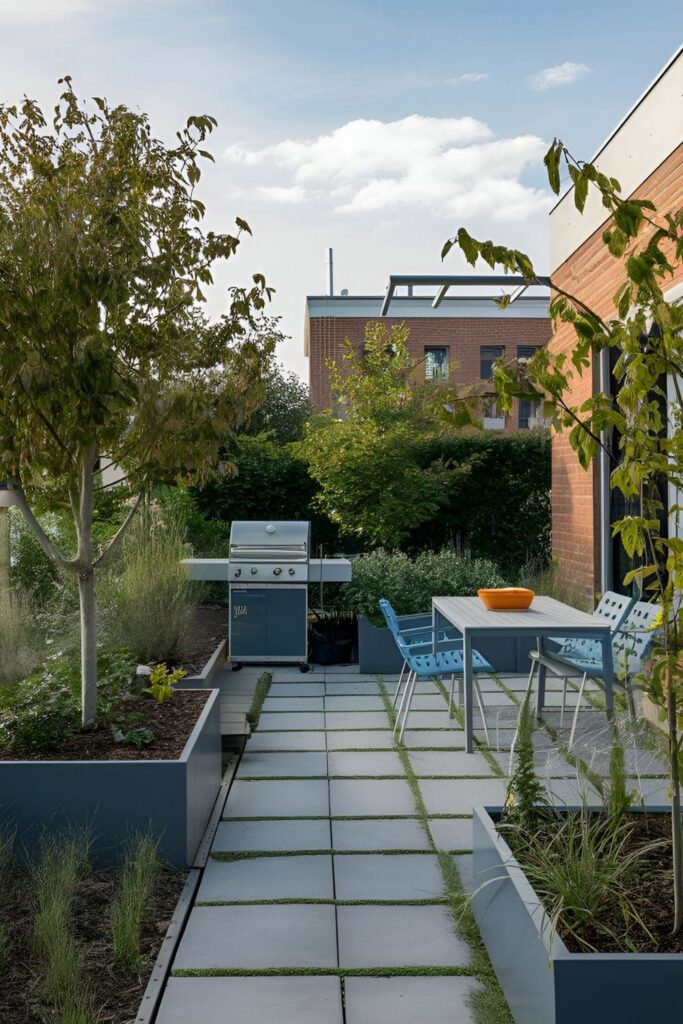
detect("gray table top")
[432,595,612,636]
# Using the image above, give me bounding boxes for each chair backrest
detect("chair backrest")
[562,591,634,661]
[612,600,661,678]
[593,591,634,630]
[379,598,400,638]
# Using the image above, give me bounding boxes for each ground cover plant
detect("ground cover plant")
[445,135,683,933]
[0,78,274,726]
[0,826,184,1024]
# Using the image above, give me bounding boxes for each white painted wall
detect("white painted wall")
[550,48,683,272]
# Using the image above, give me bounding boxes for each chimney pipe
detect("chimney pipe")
[327,248,334,296]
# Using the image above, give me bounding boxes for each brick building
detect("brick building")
[304,290,550,431]
[549,47,683,603]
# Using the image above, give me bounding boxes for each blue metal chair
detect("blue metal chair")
[379,599,493,742]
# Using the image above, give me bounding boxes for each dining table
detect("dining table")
[431,595,615,753]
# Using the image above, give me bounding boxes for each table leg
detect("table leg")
[601,629,615,720]
[464,630,473,754]
[535,635,547,717]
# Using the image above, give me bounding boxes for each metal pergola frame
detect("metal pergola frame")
[380,274,551,316]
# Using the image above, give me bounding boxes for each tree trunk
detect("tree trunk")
[0,507,9,592]
[78,568,97,727]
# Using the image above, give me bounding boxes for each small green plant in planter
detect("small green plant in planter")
[143,664,187,703]
[503,692,548,832]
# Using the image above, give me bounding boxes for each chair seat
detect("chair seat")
[407,647,492,677]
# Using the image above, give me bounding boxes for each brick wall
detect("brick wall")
[551,142,683,603]
[308,314,551,430]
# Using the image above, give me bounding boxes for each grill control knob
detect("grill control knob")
[234,568,241,578]
[273,567,282,576]
[250,567,258,575]
[288,568,296,576]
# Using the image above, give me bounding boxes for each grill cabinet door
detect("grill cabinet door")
[230,588,267,657]
[266,586,308,658]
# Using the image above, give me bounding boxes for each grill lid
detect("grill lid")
[229,521,310,562]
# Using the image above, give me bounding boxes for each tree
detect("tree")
[0,79,274,725]
[242,349,313,444]
[297,322,465,548]
[442,141,683,932]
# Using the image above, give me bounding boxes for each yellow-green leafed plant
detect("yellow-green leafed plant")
[143,664,187,703]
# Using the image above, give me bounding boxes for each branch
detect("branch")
[93,489,144,568]
[9,483,74,571]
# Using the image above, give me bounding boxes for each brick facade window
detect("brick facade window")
[424,346,449,381]
[517,345,542,429]
[480,345,503,380]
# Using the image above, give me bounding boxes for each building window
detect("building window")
[425,347,449,381]
[480,345,503,380]
[518,346,543,428]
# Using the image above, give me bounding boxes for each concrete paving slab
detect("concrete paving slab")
[262,697,325,711]
[402,729,464,749]
[223,779,330,818]
[326,730,396,750]
[327,750,403,777]
[419,778,508,816]
[344,975,480,1024]
[337,905,471,967]
[407,695,450,710]
[331,818,431,851]
[492,749,577,777]
[237,752,328,778]
[212,818,332,853]
[173,904,338,969]
[325,711,390,730]
[246,731,327,752]
[398,711,451,729]
[324,695,385,711]
[157,977,343,1024]
[198,855,334,902]
[334,853,443,901]
[479,690,515,706]
[453,853,474,893]
[324,681,381,695]
[544,777,601,805]
[428,818,473,851]
[269,683,326,696]
[329,778,417,817]
[257,712,325,731]
[408,750,494,777]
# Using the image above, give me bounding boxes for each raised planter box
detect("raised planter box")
[358,615,536,674]
[0,689,222,868]
[472,805,682,1024]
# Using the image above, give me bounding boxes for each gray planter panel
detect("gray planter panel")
[472,805,683,1024]
[0,690,221,868]
[358,616,535,674]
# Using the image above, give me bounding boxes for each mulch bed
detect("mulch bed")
[172,602,227,675]
[0,861,186,1024]
[0,690,208,762]
[506,813,683,954]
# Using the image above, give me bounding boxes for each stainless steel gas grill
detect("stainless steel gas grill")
[228,521,311,670]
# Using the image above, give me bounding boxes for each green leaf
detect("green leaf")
[543,140,562,195]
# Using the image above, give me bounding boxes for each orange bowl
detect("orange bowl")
[477,588,535,611]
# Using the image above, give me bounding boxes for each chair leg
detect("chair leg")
[509,659,538,772]
[394,669,412,734]
[568,672,587,751]
[393,660,407,709]
[398,671,419,743]
[560,676,569,727]
[473,675,490,747]
[625,674,636,718]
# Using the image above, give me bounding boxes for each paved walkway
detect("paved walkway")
[156,666,668,1024]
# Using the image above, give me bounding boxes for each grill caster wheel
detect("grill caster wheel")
[299,663,311,673]
[231,662,242,672]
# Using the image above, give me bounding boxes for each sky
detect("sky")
[0,1,681,379]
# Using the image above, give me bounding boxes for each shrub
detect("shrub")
[0,589,42,686]
[0,649,134,751]
[339,548,508,626]
[101,513,196,664]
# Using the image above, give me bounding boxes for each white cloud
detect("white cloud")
[224,114,549,222]
[446,72,489,84]
[527,61,590,90]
